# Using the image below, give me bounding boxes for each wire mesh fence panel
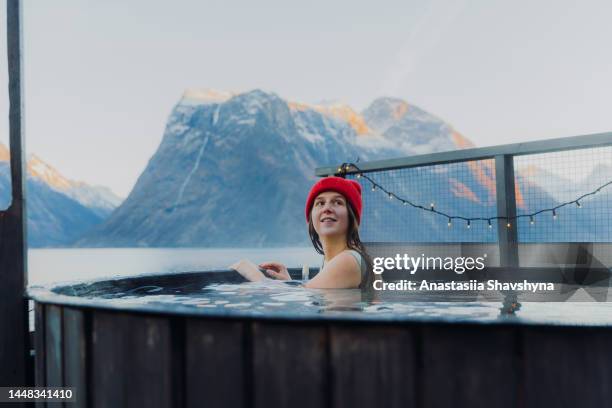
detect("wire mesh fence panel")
[514,146,612,243]
[352,159,498,243]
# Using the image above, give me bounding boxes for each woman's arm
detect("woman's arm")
[303,252,361,289]
[229,259,267,282]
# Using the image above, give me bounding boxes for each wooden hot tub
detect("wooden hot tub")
[28,268,612,408]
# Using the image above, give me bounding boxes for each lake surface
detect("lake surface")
[28,247,322,286]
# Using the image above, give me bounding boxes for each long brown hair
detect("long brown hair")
[308,200,374,289]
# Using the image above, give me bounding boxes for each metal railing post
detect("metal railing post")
[1,0,29,389]
[495,154,519,267]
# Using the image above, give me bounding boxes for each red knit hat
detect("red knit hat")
[305,177,363,224]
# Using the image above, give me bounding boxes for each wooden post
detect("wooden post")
[495,154,519,267]
[0,0,29,390]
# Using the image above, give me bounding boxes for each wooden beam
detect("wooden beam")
[0,0,29,391]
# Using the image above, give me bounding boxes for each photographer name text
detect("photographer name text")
[373,279,555,292]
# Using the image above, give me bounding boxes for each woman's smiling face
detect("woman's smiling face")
[311,191,349,238]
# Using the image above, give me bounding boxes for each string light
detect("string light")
[333,162,612,229]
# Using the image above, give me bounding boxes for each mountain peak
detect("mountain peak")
[288,100,371,135]
[362,97,411,130]
[180,88,235,105]
[367,97,410,114]
[223,89,290,120]
[235,89,282,103]
[27,154,73,190]
[362,97,412,134]
[362,96,450,136]
[25,153,123,211]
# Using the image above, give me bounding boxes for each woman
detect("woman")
[229,176,373,289]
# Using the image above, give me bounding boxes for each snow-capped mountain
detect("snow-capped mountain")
[49,88,603,247]
[4,87,605,248]
[0,145,123,246]
[361,97,474,154]
[28,154,122,216]
[78,89,479,247]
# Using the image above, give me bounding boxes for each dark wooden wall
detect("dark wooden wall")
[35,303,612,408]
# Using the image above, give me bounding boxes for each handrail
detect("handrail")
[315,131,612,176]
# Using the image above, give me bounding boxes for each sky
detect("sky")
[1,0,612,197]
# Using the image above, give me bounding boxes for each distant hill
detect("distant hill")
[0,145,123,247]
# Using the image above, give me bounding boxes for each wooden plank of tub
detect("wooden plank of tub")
[523,326,612,407]
[185,319,244,408]
[91,311,176,408]
[330,325,416,408]
[421,325,518,408]
[45,305,64,408]
[252,322,327,408]
[63,308,87,408]
[34,303,46,408]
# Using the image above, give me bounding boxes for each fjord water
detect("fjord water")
[28,247,322,285]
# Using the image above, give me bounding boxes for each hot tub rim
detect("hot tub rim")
[26,268,612,329]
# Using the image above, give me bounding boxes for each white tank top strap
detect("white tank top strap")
[320,249,367,283]
[346,249,367,281]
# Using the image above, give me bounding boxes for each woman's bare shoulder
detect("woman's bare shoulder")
[304,251,361,289]
[326,251,361,275]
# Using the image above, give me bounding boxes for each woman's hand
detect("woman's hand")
[259,261,291,280]
[229,259,266,282]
